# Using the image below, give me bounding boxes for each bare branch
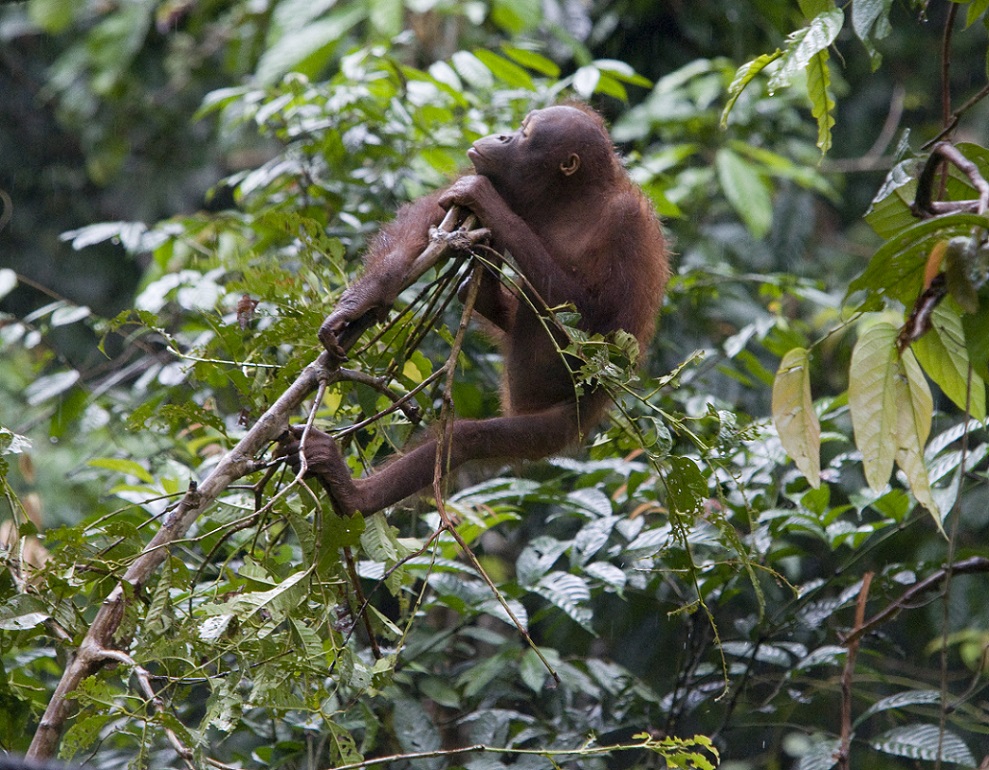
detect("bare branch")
[912,142,989,219]
[837,573,873,770]
[840,557,989,645]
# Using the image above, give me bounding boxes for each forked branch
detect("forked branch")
[27,207,487,760]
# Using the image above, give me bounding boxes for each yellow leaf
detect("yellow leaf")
[849,321,899,492]
[895,347,943,532]
[772,347,820,487]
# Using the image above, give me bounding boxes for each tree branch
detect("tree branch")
[840,556,989,646]
[837,572,872,770]
[27,208,487,760]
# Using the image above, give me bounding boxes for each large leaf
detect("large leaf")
[865,163,918,238]
[895,347,941,531]
[851,0,893,68]
[962,302,989,383]
[805,45,835,154]
[795,737,840,770]
[368,0,402,37]
[848,213,989,305]
[848,321,899,491]
[255,6,366,84]
[666,455,708,516]
[473,49,535,89]
[200,570,309,625]
[24,370,81,406]
[855,689,941,725]
[500,45,560,77]
[721,51,783,126]
[772,347,821,487]
[869,724,975,766]
[393,697,442,756]
[491,0,542,34]
[533,571,593,631]
[715,147,773,238]
[360,512,410,562]
[0,268,17,301]
[768,7,843,92]
[912,302,986,420]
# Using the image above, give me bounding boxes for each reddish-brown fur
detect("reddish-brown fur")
[284,103,670,515]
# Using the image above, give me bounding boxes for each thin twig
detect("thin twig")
[822,84,904,174]
[342,545,381,659]
[338,368,446,438]
[0,189,11,233]
[432,263,483,499]
[837,573,872,770]
[337,368,422,424]
[936,366,974,770]
[840,557,989,645]
[325,734,687,770]
[429,261,561,684]
[941,3,959,131]
[131,661,196,770]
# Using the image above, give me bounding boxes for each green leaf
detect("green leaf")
[473,49,535,90]
[368,0,402,38]
[966,0,989,28]
[594,59,652,88]
[721,51,782,127]
[869,724,974,765]
[715,147,773,238]
[393,696,442,754]
[500,45,560,77]
[805,46,835,154]
[24,370,80,406]
[0,612,50,631]
[768,7,843,93]
[360,512,409,563]
[0,269,16,301]
[255,6,366,84]
[962,303,989,382]
[533,571,592,630]
[451,50,494,89]
[772,347,821,487]
[728,140,836,197]
[794,737,841,770]
[61,712,114,757]
[320,510,365,558]
[895,347,941,531]
[912,302,986,420]
[848,213,989,306]
[201,570,310,623]
[290,618,324,664]
[848,321,898,492]
[477,595,529,629]
[573,65,601,98]
[666,455,708,516]
[851,0,893,68]
[50,304,91,327]
[519,648,549,692]
[864,163,918,238]
[27,0,74,32]
[856,690,941,725]
[593,73,629,101]
[491,0,542,34]
[88,457,155,484]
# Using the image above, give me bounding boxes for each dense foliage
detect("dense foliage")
[3,1,989,769]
